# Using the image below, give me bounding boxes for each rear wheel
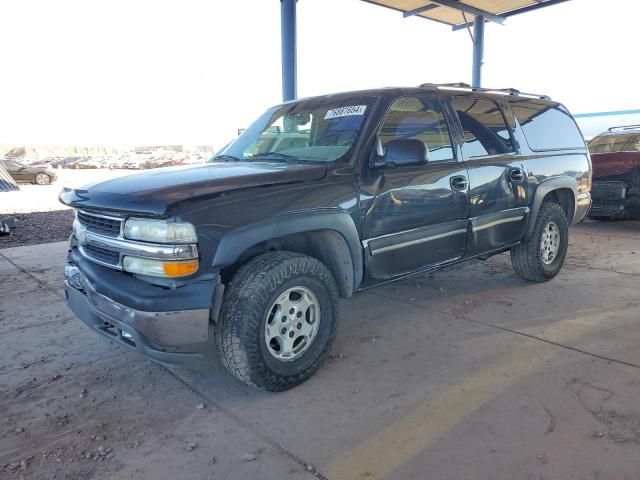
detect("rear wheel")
[34,173,51,185]
[215,251,340,391]
[510,202,569,282]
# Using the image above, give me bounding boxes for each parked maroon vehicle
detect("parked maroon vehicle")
[588,125,640,219]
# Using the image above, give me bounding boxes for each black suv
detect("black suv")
[60,84,592,391]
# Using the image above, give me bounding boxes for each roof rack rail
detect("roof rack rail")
[419,82,551,101]
[608,124,640,132]
[421,82,471,88]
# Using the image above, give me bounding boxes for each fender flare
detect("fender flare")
[525,176,577,240]
[212,211,363,297]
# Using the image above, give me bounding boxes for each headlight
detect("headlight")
[123,256,199,277]
[124,218,197,244]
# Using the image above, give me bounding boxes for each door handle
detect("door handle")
[509,168,525,183]
[450,175,468,191]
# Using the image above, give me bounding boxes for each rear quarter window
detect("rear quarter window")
[510,100,584,151]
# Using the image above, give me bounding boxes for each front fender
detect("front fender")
[212,210,363,296]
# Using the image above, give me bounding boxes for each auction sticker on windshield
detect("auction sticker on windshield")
[324,105,367,119]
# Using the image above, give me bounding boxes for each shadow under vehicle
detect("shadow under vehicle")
[59,83,592,391]
[588,125,640,219]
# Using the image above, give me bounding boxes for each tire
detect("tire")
[34,173,51,185]
[510,202,569,282]
[215,251,340,391]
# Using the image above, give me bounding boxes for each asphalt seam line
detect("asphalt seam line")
[0,251,66,301]
[437,305,640,370]
[160,366,327,480]
[370,291,640,372]
[0,319,59,335]
[566,261,640,278]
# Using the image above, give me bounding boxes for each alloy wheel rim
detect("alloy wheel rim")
[540,221,560,265]
[264,286,320,362]
[36,173,49,185]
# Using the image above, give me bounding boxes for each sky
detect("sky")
[1,0,639,149]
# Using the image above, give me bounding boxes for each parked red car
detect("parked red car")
[588,125,640,219]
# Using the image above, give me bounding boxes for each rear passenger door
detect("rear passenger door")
[451,96,530,255]
[360,95,470,281]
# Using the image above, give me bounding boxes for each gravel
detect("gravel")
[0,210,73,249]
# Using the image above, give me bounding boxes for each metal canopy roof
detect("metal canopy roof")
[278,0,571,102]
[361,0,569,30]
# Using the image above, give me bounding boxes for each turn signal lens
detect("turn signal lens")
[162,260,199,277]
[123,256,199,278]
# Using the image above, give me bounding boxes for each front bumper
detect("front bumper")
[64,249,217,365]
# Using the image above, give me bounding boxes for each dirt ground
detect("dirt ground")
[0,211,73,248]
[1,220,640,480]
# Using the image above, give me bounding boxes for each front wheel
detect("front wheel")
[215,251,340,391]
[511,202,569,282]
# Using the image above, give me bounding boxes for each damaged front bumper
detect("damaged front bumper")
[64,248,217,366]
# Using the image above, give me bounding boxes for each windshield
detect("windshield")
[589,133,640,154]
[213,96,374,163]
[1,160,23,168]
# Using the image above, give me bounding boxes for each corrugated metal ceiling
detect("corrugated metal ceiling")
[362,0,564,27]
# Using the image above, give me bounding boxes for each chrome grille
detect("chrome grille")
[82,244,120,267]
[73,210,199,272]
[76,210,122,237]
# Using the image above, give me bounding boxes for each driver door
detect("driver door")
[359,95,470,281]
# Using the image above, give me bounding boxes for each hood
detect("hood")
[591,152,640,179]
[59,161,327,216]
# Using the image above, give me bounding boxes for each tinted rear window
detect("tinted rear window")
[511,100,584,151]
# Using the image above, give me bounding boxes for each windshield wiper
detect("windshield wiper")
[211,154,241,162]
[249,152,300,163]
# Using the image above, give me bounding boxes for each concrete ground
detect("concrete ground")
[1,220,640,480]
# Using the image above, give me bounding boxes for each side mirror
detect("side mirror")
[373,138,428,169]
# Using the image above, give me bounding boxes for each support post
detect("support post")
[280,0,297,102]
[472,15,484,88]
